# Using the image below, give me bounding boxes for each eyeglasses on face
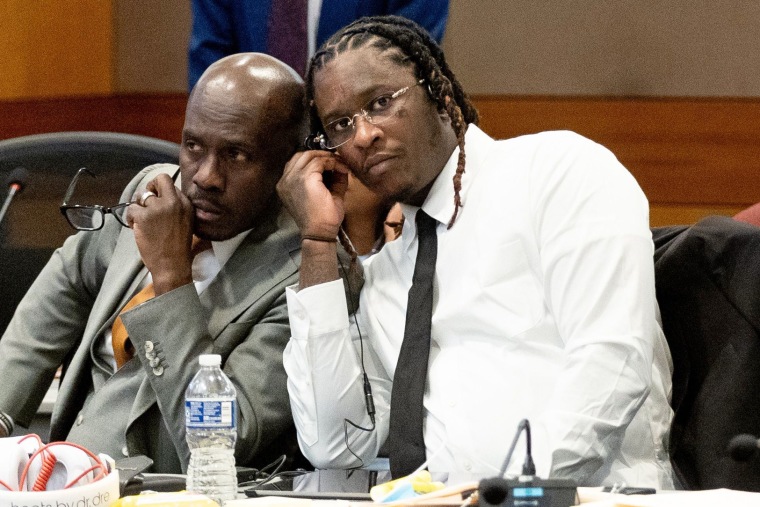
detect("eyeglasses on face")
[311,79,425,150]
[59,167,134,231]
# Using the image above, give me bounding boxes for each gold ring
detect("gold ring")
[139,190,156,206]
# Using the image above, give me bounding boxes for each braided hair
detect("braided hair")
[306,15,479,232]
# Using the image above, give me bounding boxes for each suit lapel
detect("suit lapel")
[52,226,146,438]
[126,210,300,435]
[204,211,301,339]
[54,164,181,440]
[89,229,146,342]
[60,227,144,375]
[83,163,179,348]
[87,164,180,343]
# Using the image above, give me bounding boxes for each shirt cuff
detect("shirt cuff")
[0,410,14,436]
[286,279,350,339]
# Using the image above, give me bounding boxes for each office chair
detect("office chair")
[653,216,760,491]
[0,130,180,187]
[0,131,181,338]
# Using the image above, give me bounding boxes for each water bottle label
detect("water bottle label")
[185,399,236,429]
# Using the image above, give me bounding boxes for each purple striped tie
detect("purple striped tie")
[266,0,309,76]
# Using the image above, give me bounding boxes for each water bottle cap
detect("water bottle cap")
[199,354,222,367]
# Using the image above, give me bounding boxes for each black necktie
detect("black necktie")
[388,210,438,478]
[266,0,308,76]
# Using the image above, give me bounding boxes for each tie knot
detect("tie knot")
[415,210,437,236]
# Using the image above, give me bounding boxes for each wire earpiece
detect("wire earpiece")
[336,249,377,468]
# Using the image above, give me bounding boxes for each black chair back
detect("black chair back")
[0,131,180,337]
[654,216,760,491]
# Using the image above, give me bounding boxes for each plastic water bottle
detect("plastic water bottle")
[185,354,238,503]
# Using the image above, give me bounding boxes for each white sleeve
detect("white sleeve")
[529,134,666,481]
[284,280,391,469]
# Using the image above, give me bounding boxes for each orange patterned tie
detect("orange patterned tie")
[112,282,154,369]
[111,237,212,369]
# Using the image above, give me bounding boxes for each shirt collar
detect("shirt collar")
[210,228,251,268]
[399,124,491,246]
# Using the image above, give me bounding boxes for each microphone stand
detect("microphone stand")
[478,420,577,507]
[0,183,22,228]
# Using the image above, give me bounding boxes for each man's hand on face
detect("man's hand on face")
[127,173,196,296]
[277,150,350,241]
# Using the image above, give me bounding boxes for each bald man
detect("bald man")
[0,53,307,473]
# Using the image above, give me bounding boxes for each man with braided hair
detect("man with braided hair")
[277,16,674,488]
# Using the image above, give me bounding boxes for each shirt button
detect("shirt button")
[448,399,457,408]
[144,341,154,353]
[463,462,472,472]
[294,309,305,320]
[76,414,84,425]
[122,446,129,457]
[152,365,164,376]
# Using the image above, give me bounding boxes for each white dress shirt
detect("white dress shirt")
[284,125,674,488]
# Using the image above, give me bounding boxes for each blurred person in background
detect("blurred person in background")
[188,0,450,87]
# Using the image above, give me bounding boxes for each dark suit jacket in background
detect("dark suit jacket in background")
[653,216,760,491]
[0,164,303,473]
[188,0,450,87]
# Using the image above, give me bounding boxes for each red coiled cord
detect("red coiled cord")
[15,435,107,491]
[31,452,57,491]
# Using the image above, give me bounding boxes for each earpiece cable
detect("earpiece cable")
[336,242,377,468]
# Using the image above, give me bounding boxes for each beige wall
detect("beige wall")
[112,0,760,97]
[114,0,191,93]
[442,1,760,96]
[0,0,760,98]
[3,2,760,98]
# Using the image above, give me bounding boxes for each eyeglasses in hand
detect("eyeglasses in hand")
[59,168,134,231]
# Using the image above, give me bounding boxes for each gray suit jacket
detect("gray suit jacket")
[0,164,302,473]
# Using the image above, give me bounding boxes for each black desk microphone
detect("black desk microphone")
[478,419,578,507]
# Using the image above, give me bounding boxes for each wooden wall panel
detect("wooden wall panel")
[0,94,188,143]
[0,1,114,100]
[1,94,758,230]
[472,96,760,225]
[650,205,745,228]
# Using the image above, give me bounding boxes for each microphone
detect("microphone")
[478,419,577,507]
[0,167,29,227]
[728,434,760,462]
[498,419,536,478]
[4,167,28,193]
